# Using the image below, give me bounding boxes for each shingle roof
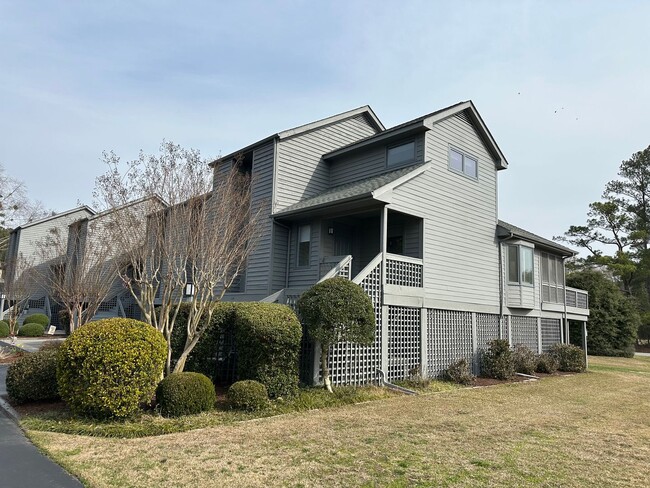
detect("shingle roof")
[274,162,428,216]
[497,220,576,256]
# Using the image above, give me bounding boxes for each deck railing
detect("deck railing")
[319,255,353,281]
[385,253,423,287]
[565,286,589,309]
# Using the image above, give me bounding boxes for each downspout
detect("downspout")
[272,218,292,289]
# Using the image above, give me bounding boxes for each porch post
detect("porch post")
[420,308,428,377]
[537,317,542,354]
[380,206,389,376]
[582,321,588,369]
[471,312,478,375]
[312,341,322,386]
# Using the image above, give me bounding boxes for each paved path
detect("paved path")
[0,337,64,353]
[635,351,650,357]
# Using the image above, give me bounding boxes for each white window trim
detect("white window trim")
[507,243,535,287]
[448,145,479,180]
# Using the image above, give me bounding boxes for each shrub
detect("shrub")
[233,303,302,398]
[156,372,216,417]
[18,323,45,337]
[0,320,9,337]
[481,339,515,380]
[228,380,268,411]
[549,343,586,372]
[6,349,60,404]
[23,313,49,327]
[536,352,559,374]
[442,358,475,385]
[57,318,167,419]
[512,344,537,375]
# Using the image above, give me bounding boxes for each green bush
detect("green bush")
[233,303,302,398]
[536,352,559,374]
[6,349,60,404]
[481,339,515,380]
[156,372,216,417]
[0,320,9,337]
[18,323,45,337]
[23,313,49,327]
[549,343,586,372]
[512,344,537,375]
[442,358,475,385]
[228,380,268,411]
[57,318,167,419]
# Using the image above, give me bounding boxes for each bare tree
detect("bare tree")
[0,163,48,227]
[2,254,36,337]
[94,141,262,374]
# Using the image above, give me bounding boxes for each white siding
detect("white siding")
[274,115,378,212]
[389,113,499,309]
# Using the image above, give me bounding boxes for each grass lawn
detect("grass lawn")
[28,356,650,487]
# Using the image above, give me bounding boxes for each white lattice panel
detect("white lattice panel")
[427,309,473,377]
[476,313,501,351]
[510,316,538,350]
[387,306,421,381]
[540,318,562,352]
[386,259,423,287]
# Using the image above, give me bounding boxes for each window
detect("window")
[387,141,415,167]
[449,147,478,178]
[541,253,564,303]
[507,245,534,285]
[297,225,311,267]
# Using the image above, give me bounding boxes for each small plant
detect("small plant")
[228,380,268,411]
[536,352,559,374]
[549,343,586,372]
[23,313,50,327]
[442,358,475,385]
[57,318,167,419]
[512,344,537,375]
[481,339,515,380]
[399,366,432,389]
[156,372,217,417]
[18,323,45,337]
[0,320,9,338]
[6,348,60,404]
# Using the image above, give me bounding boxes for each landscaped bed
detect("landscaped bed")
[24,356,650,487]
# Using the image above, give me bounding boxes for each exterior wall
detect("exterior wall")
[274,114,378,212]
[329,134,425,187]
[388,112,500,312]
[270,222,289,292]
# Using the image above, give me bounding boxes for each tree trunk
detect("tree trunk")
[320,346,333,393]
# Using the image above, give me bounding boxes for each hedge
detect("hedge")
[57,318,167,419]
[481,339,515,380]
[228,380,268,411]
[18,323,45,337]
[156,372,216,417]
[0,320,9,337]
[23,313,49,327]
[549,343,586,372]
[512,344,537,375]
[6,348,60,404]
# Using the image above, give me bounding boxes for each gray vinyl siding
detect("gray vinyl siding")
[274,115,378,212]
[288,219,321,289]
[388,112,499,308]
[271,223,289,291]
[213,159,233,188]
[329,135,425,187]
[244,141,275,294]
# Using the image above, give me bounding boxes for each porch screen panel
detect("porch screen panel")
[510,316,538,350]
[327,263,382,386]
[426,309,473,378]
[387,306,421,382]
[540,318,562,352]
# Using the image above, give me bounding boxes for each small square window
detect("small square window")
[297,225,311,267]
[387,142,415,167]
[449,147,478,179]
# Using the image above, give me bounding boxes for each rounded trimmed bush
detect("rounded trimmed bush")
[6,349,60,404]
[481,339,515,380]
[0,320,9,337]
[536,352,559,374]
[549,343,586,372]
[23,313,49,327]
[18,323,45,337]
[156,372,216,417]
[228,380,268,411]
[442,358,475,385]
[512,344,537,375]
[57,318,167,419]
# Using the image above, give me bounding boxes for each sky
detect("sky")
[1,0,649,245]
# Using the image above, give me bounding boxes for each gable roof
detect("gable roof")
[273,162,430,217]
[497,220,576,256]
[11,205,95,232]
[85,195,168,222]
[209,106,385,167]
[324,101,508,170]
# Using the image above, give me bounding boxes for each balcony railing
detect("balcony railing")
[565,286,589,309]
[385,253,423,287]
[319,255,353,281]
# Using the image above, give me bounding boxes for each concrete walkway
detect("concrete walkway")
[0,337,65,353]
[635,351,650,357]
[0,351,82,487]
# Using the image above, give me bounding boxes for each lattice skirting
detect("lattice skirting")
[510,316,539,351]
[387,306,421,381]
[427,309,473,377]
[540,318,562,352]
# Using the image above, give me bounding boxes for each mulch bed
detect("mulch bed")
[12,399,68,417]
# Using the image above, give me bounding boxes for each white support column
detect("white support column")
[312,341,322,386]
[582,321,588,369]
[507,315,512,345]
[420,307,428,377]
[381,305,389,375]
[471,312,478,375]
[380,206,389,377]
[380,206,388,288]
[565,318,570,344]
[537,317,542,354]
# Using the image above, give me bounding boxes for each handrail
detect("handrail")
[352,253,383,285]
[117,295,126,318]
[259,288,286,303]
[318,255,352,283]
[385,252,423,266]
[565,286,588,295]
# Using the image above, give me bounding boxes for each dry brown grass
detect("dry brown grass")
[29,356,650,487]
